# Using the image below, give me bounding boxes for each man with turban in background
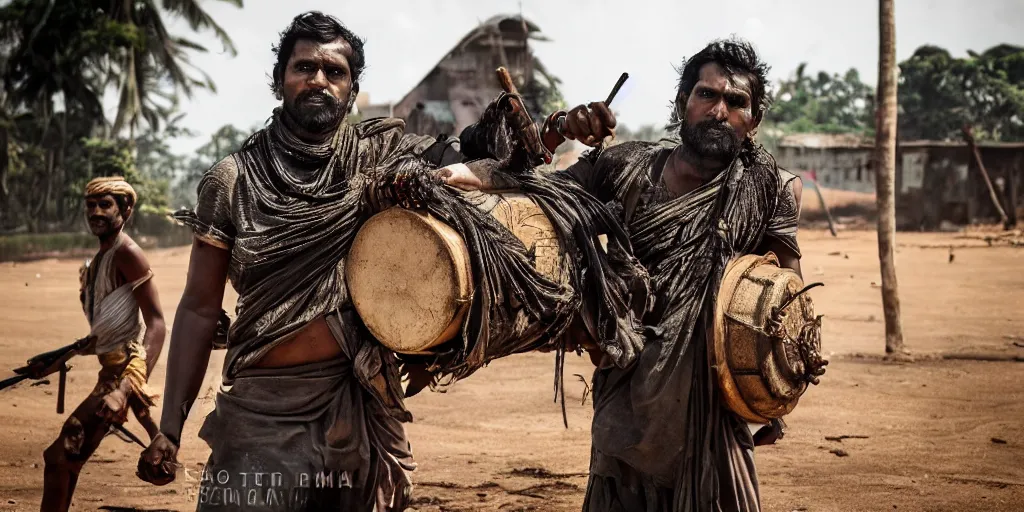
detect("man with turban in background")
[17,176,167,512]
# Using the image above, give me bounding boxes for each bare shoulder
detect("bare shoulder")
[114,234,153,282]
[778,168,804,208]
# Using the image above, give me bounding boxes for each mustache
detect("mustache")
[694,120,735,135]
[296,90,340,106]
[88,216,110,224]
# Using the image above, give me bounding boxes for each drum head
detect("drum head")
[346,208,472,354]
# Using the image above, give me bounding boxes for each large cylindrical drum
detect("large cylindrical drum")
[345,192,563,354]
[713,253,824,424]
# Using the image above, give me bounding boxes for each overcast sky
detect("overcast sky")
[156,0,1024,153]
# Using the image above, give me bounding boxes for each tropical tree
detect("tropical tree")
[898,44,1024,141]
[169,123,252,207]
[107,0,242,140]
[0,0,243,231]
[766,64,875,136]
[875,0,906,356]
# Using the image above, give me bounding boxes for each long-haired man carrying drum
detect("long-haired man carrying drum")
[560,39,803,512]
[454,38,805,512]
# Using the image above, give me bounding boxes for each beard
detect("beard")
[88,215,120,238]
[679,119,742,166]
[284,90,348,134]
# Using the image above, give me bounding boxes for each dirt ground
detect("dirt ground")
[0,229,1021,512]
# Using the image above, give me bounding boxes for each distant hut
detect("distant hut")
[363,14,563,138]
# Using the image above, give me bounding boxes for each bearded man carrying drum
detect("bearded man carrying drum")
[134,11,638,511]
[454,38,827,512]
[555,39,819,512]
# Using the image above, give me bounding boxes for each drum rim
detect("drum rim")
[713,252,776,424]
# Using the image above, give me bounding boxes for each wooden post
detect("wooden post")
[875,0,906,356]
[807,172,838,237]
[1007,156,1019,228]
[961,125,1010,227]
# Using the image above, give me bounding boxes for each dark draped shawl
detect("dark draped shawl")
[174,114,453,381]
[555,139,800,512]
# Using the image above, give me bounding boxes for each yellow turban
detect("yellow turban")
[84,177,137,207]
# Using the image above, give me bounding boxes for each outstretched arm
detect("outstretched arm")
[459,97,616,164]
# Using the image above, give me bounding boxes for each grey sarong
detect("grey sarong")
[196,313,414,512]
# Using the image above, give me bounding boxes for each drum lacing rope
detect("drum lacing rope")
[553,342,569,428]
[767,282,829,385]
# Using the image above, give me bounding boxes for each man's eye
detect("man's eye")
[700,89,715,98]
[727,97,748,108]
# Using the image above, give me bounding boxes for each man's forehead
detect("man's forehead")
[697,62,752,95]
[290,38,353,61]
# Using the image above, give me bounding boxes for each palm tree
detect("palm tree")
[0,0,243,227]
[0,0,112,226]
[874,0,906,356]
[108,0,243,141]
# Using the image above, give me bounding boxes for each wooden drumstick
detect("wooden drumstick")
[495,66,551,165]
[605,72,629,106]
[496,66,519,95]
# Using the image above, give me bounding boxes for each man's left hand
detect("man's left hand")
[437,163,483,191]
[558,102,617,147]
[753,418,787,446]
[97,382,130,424]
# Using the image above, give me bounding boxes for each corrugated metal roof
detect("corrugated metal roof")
[778,133,871,149]
[779,132,1024,149]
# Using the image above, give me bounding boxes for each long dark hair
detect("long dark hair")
[670,38,772,125]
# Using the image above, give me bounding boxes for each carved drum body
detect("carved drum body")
[713,253,826,424]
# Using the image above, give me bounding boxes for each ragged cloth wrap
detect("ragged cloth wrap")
[172,110,459,380]
[172,106,652,508]
[390,99,651,383]
[196,310,416,511]
[79,233,155,406]
[555,139,801,512]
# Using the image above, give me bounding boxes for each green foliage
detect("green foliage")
[759,44,1024,143]
[70,137,169,215]
[0,232,96,261]
[167,124,253,208]
[0,0,241,232]
[899,44,1024,141]
[764,64,875,137]
[107,0,244,138]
